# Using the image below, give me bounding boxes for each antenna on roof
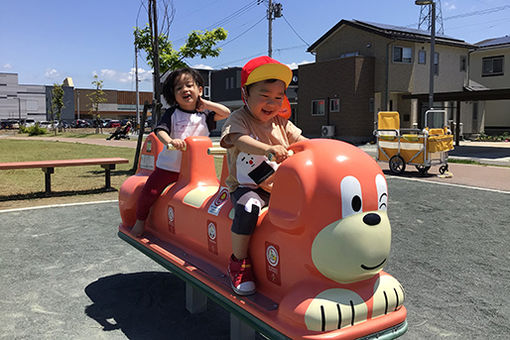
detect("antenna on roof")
[417,0,444,34]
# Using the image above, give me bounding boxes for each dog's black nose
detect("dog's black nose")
[363,213,381,226]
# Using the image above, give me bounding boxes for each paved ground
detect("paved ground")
[1,134,509,339]
[1,177,509,339]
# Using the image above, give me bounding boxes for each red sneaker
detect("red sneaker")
[228,255,256,296]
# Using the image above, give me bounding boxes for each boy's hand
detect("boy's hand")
[170,139,186,150]
[266,145,289,163]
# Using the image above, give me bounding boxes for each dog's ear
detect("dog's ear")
[267,149,314,232]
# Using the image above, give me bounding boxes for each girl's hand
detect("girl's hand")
[196,96,207,112]
[170,139,186,150]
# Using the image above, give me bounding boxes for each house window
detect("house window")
[203,86,210,97]
[236,70,241,87]
[369,98,374,113]
[460,55,467,72]
[418,50,426,64]
[482,56,504,76]
[329,98,340,112]
[473,102,478,121]
[434,52,439,75]
[225,78,230,89]
[393,46,412,63]
[311,99,325,116]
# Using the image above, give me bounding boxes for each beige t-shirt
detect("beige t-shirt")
[220,106,302,193]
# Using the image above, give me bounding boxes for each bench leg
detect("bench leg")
[42,167,54,194]
[185,282,207,314]
[230,314,256,340]
[101,164,115,189]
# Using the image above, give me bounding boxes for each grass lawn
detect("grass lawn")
[0,138,224,210]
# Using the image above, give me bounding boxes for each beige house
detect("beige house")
[468,36,510,136]
[299,20,474,143]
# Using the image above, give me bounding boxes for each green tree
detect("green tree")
[87,75,107,134]
[50,83,65,135]
[134,25,227,74]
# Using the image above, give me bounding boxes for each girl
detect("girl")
[131,68,230,237]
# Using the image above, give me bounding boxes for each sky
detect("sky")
[1,0,509,92]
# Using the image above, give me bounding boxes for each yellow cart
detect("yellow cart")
[374,110,453,175]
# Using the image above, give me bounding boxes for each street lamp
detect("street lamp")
[415,0,436,110]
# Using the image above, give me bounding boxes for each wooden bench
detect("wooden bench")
[0,158,129,193]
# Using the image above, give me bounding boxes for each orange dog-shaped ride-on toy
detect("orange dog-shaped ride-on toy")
[118,133,407,339]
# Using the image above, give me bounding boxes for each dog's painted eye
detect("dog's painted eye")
[376,174,388,211]
[341,176,363,219]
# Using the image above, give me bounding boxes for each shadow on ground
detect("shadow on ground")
[0,187,118,202]
[449,145,510,159]
[84,272,229,340]
[382,169,436,178]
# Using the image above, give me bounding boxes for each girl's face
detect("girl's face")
[245,80,286,122]
[173,73,203,111]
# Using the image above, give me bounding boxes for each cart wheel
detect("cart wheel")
[389,155,406,175]
[439,164,448,174]
[415,165,431,176]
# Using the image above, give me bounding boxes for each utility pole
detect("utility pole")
[135,44,140,128]
[416,0,437,110]
[429,2,436,110]
[268,0,273,57]
[267,1,283,57]
[151,0,162,124]
[77,90,80,120]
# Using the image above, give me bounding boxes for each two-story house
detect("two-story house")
[299,19,474,143]
[468,36,510,136]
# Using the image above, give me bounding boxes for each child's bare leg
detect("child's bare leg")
[232,232,251,259]
[130,219,146,237]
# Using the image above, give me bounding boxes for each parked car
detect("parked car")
[1,119,20,129]
[106,120,121,128]
[58,121,70,129]
[21,118,36,127]
[0,119,16,129]
[39,121,53,128]
[71,119,91,128]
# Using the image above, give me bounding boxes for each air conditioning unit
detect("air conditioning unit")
[321,125,335,137]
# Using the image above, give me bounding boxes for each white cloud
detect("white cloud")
[94,67,153,84]
[443,2,456,11]
[3,63,12,69]
[287,60,314,69]
[192,63,213,70]
[44,68,60,79]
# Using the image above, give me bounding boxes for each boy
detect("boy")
[220,56,307,295]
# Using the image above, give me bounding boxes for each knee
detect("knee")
[231,203,259,235]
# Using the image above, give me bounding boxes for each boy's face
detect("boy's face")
[173,73,203,110]
[245,80,286,122]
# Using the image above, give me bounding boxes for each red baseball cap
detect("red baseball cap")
[241,56,292,89]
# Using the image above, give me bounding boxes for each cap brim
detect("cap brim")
[244,63,292,88]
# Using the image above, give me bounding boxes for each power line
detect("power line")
[405,4,510,28]
[212,44,309,68]
[213,52,266,68]
[443,5,510,20]
[173,0,260,44]
[217,16,266,48]
[204,0,259,30]
[281,15,310,46]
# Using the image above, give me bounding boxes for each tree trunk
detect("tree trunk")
[132,102,150,173]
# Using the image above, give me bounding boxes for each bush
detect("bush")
[476,131,510,142]
[19,125,47,136]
